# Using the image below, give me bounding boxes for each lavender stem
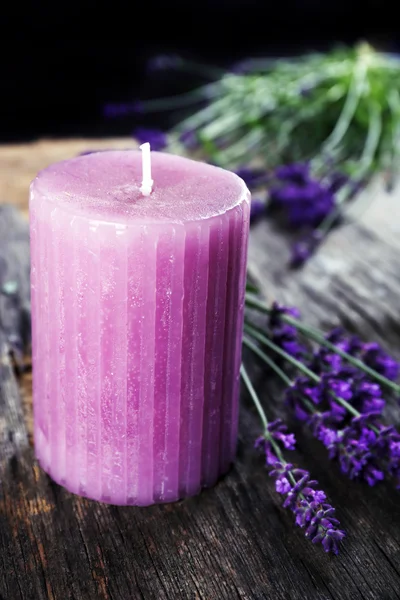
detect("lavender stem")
[240,363,268,431]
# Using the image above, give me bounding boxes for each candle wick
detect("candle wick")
[139,142,154,197]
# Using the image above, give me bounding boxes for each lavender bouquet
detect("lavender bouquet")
[106,43,400,264]
[240,286,400,554]
[241,363,345,554]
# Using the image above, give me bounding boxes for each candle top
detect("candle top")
[32,150,249,224]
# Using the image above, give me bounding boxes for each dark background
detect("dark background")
[0,0,397,142]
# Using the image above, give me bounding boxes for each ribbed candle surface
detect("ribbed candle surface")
[30,150,250,505]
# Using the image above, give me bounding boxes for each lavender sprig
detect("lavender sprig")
[245,294,400,395]
[243,300,400,488]
[240,364,345,554]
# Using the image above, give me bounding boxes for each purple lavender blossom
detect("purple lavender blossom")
[134,128,168,151]
[317,418,393,486]
[272,324,306,359]
[349,380,385,416]
[255,427,345,554]
[275,162,310,185]
[291,239,312,267]
[290,231,324,267]
[235,167,269,189]
[262,304,400,486]
[325,328,361,354]
[272,167,334,227]
[308,347,342,374]
[266,419,296,450]
[283,362,397,485]
[268,302,305,359]
[268,162,356,267]
[362,342,399,382]
[324,330,399,383]
[271,180,335,228]
[269,302,301,325]
[250,199,265,224]
[246,295,400,488]
[285,366,386,427]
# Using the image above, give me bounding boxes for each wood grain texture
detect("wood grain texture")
[1,140,400,599]
[0,138,137,217]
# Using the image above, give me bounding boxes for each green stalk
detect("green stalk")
[388,89,400,187]
[201,111,245,140]
[240,363,268,430]
[243,336,293,386]
[245,294,400,395]
[313,101,382,240]
[244,323,319,382]
[166,57,225,80]
[243,336,317,417]
[137,83,219,113]
[358,102,382,173]
[221,129,265,165]
[174,95,235,134]
[240,363,297,485]
[322,48,368,154]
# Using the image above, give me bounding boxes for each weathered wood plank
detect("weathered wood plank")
[1,141,400,599]
[0,138,137,217]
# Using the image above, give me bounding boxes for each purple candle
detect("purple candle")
[29,149,250,505]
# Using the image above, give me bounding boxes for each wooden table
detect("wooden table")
[1,139,400,600]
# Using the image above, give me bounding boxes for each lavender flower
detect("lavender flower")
[290,231,323,267]
[324,330,399,382]
[284,373,399,486]
[325,328,361,354]
[350,380,385,416]
[266,418,296,450]
[235,167,269,189]
[269,302,301,325]
[317,418,400,486]
[241,364,344,553]
[250,199,265,224]
[268,302,305,359]
[133,127,167,151]
[270,164,335,228]
[270,306,399,396]
[267,162,358,266]
[255,422,345,554]
[283,340,398,484]
[275,162,310,184]
[362,343,399,382]
[245,300,400,487]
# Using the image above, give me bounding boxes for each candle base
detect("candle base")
[35,445,235,506]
